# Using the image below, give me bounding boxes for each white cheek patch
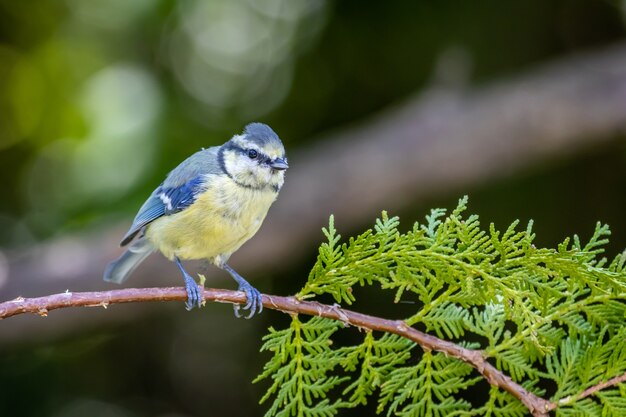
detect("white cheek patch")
[241,157,259,171]
[224,151,248,172]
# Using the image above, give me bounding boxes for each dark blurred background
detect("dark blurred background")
[1,0,626,416]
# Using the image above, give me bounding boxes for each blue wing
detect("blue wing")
[120,176,206,246]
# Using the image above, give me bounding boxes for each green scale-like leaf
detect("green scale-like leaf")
[257,197,626,417]
[377,350,480,417]
[255,316,348,417]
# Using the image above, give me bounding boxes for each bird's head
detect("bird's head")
[219,123,288,191]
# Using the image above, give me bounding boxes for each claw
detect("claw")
[184,274,202,310]
[238,282,262,319]
[222,263,263,319]
[175,257,203,310]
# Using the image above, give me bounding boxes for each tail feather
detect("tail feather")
[104,238,155,284]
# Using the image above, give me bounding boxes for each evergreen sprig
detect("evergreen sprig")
[255,197,626,416]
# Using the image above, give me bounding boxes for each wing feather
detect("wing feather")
[119,147,221,246]
[120,176,206,246]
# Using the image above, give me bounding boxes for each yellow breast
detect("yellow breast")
[145,175,278,264]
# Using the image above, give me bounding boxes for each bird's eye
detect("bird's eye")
[247,149,258,159]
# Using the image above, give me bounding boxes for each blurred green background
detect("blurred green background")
[1,0,626,416]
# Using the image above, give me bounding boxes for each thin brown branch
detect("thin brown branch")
[0,287,558,415]
[4,288,625,415]
[547,372,626,411]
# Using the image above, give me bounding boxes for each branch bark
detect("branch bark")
[2,288,623,416]
[547,373,626,412]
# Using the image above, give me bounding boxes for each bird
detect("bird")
[103,123,288,318]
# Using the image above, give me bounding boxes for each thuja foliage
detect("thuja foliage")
[254,197,626,416]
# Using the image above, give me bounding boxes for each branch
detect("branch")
[548,373,626,411]
[6,288,623,416]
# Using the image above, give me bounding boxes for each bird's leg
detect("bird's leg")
[175,257,203,310]
[222,263,263,319]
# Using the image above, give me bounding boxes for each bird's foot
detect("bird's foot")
[233,281,263,319]
[183,274,203,311]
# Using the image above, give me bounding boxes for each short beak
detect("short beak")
[270,157,289,170]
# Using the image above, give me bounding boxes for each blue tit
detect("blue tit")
[104,123,288,318]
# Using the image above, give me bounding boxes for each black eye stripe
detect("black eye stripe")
[224,143,279,164]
